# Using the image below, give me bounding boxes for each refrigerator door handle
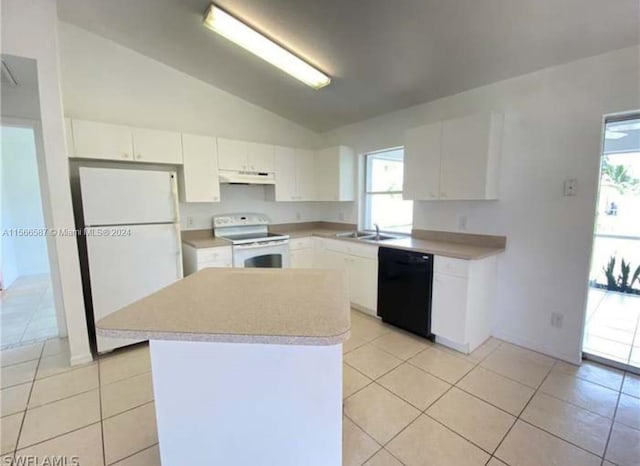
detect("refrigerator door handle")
[175,222,184,278]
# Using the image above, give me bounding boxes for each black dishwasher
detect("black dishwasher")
[377,247,434,339]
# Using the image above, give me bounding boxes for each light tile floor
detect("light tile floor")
[1,274,58,349]
[1,310,639,465]
[584,288,640,369]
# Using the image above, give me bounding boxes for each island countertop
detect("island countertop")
[97,268,350,345]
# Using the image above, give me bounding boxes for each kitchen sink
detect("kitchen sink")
[370,234,398,241]
[335,231,398,241]
[335,231,376,239]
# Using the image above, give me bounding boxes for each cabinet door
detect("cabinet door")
[431,273,468,344]
[132,128,183,164]
[217,138,248,171]
[274,146,297,201]
[314,147,339,201]
[295,149,317,201]
[440,113,496,200]
[403,122,442,200]
[180,134,220,203]
[246,142,275,173]
[348,256,378,314]
[72,119,133,161]
[290,249,314,268]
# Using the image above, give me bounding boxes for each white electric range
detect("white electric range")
[213,214,290,268]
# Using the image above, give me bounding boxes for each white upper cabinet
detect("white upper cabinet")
[218,138,275,172]
[71,119,134,161]
[440,112,502,200]
[70,119,182,164]
[295,149,316,201]
[132,128,183,164]
[179,134,220,203]
[403,121,442,200]
[403,112,503,201]
[315,146,355,201]
[246,142,275,173]
[273,146,297,201]
[217,138,247,171]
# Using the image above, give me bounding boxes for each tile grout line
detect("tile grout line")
[104,443,159,466]
[486,359,554,464]
[97,350,107,466]
[600,379,625,465]
[17,287,51,347]
[12,342,45,456]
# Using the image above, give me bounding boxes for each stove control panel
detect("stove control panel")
[213,214,270,228]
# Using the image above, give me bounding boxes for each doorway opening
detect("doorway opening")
[1,55,58,349]
[583,113,640,371]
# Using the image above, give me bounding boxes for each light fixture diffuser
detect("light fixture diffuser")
[203,4,331,89]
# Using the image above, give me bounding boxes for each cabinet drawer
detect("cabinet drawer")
[196,247,232,264]
[290,237,313,250]
[325,238,378,259]
[434,256,469,278]
[197,260,232,269]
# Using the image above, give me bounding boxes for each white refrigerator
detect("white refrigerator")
[79,167,183,352]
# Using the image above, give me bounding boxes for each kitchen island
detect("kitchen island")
[97,268,350,466]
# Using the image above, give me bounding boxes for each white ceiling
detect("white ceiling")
[57,0,640,132]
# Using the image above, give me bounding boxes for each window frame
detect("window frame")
[361,147,412,234]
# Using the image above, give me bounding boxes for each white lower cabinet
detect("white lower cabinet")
[182,244,232,275]
[289,237,314,268]
[309,238,378,315]
[431,255,497,353]
[346,255,378,314]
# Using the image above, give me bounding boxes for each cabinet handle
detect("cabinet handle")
[136,154,142,160]
[430,192,436,197]
[123,153,130,159]
[440,192,447,197]
[213,195,219,201]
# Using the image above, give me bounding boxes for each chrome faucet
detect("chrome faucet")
[374,223,380,240]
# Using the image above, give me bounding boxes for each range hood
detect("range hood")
[218,170,276,185]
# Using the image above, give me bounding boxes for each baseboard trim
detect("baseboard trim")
[435,336,470,354]
[70,352,94,366]
[491,329,581,365]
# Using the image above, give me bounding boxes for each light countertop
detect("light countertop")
[181,224,505,260]
[96,268,351,345]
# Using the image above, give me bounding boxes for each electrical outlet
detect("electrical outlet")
[551,312,564,329]
[458,215,468,231]
[295,212,302,221]
[186,216,194,228]
[563,178,577,196]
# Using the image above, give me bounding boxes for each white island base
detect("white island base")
[150,340,343,466]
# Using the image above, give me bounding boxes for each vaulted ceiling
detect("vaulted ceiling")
[57,0,640,131]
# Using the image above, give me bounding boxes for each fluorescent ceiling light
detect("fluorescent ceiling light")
[203,4,331,89]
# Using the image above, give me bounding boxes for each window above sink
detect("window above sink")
[363,148,413,234]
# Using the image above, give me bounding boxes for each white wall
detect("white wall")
[2,0,91,364]
[180,186,356,230]
[58,22,321,149]
[1,126,50,286]
[180,185,318,230]
[57,23,337,228]
[322,46,640,363]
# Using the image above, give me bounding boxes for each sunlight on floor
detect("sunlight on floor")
[1,274,58,349]
[584,288,640,369]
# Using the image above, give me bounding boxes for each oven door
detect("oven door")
[232,241,290,268]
